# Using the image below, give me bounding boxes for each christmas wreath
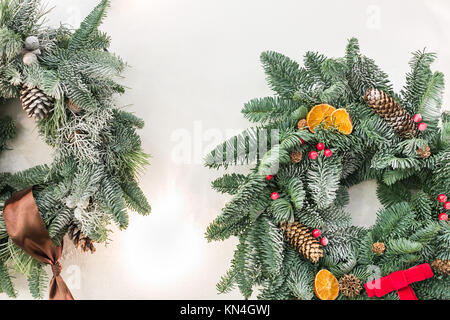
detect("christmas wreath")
[0,0,150,299]
[205,38,449,300]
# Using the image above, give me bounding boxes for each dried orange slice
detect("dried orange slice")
[331,108,353,135]
[314,269,339,300]
[306,104,336,133]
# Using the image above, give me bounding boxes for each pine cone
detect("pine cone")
[297,119,307,130]
[290,151,303,163]
[68,225,96,254]
[363,88,418,139]
[372,242,385,255]
[20,85,53,121]
[431,259,450,275]
[416,145,431,159]
[339,274,363,298]
[67,99,82,113]
[280,221,323,263]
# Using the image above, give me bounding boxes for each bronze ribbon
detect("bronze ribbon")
[3,187,74,300]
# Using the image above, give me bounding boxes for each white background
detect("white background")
[1,0,449,299]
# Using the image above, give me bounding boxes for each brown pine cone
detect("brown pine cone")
[280,221,323,263]
[363,88,418,139]
[68,225,96,254]
[372,242,385,255]
[339,274,363,298]
[20,85,54,121]
[431,259,450,275]
[297,119,308,130]
[290,151,303,163]
[67,99,82,113]
[416,145,431,159]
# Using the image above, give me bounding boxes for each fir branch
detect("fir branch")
[0,261,16,298]
[416,71,444,127]
[260,51,307,98]
[27,263,48,299]
[212,173,248,195]
[307,157,342,210]
[68,0,110,53]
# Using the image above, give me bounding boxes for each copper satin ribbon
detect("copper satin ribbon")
[3,187,74,300]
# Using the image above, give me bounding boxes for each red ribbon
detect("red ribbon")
[365,263,433,300]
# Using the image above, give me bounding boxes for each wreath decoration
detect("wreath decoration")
[0,0,150,299]
[205,38,449,300]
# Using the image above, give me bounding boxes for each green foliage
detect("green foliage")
[372,203,415,242]
[307,157,342,210]
[68,0,110,52]
[120,180,151,215]
[269,198,294,223]
[416,71,444,128]
[0,261,16,298]
[260,51,307,99]
[0,0,150,298]
[204,127,268,169]
[401,50,436,114]
[27,263,48,299]
[242,97,302,125]
[206,38,449,300]
[0,117,15,152]
[212,173,248,195]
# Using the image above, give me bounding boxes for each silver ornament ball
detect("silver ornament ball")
[24,36,40,51]
[23,52,38,65]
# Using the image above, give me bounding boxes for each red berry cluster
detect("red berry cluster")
[309,142,332,160]
[313,229,328,246]
[413,114,427,132]
[438,194,449,221]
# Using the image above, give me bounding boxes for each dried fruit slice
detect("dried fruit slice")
[307,104,336,133]
[331,108,353,135]
[314,269,339,300]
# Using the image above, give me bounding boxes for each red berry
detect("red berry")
[413,114,422,123]
[438,194,447,203]
[299,138,305,145]
[324,149,333,158]
[418,122,427,131]
[439,213,448,221]
[320,237,328,246]
[312,229,321,238]
[271,192,279,200]
[445,202,450,210]
[266,175,274,181]
[309,151,318,160]
[317,143,325,151]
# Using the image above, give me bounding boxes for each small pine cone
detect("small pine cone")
[372,242,385,255]
[280,221,323,263]
[363,88,418,139]
[297,119,308,130]
[20,85,53,121]
[67,99,82,113]
[290,151,303,164]
[416,145,431,159]
[431,259,450,275]
[339,274,363,298]
[68,225,96,254]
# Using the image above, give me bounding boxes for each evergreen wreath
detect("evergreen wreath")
[0,0,150,298]
[205,38,449,300]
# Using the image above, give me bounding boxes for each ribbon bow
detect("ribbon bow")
[3,188,74,300]
[365,263,433,300]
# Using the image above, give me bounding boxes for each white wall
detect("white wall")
[1,0,449,299]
